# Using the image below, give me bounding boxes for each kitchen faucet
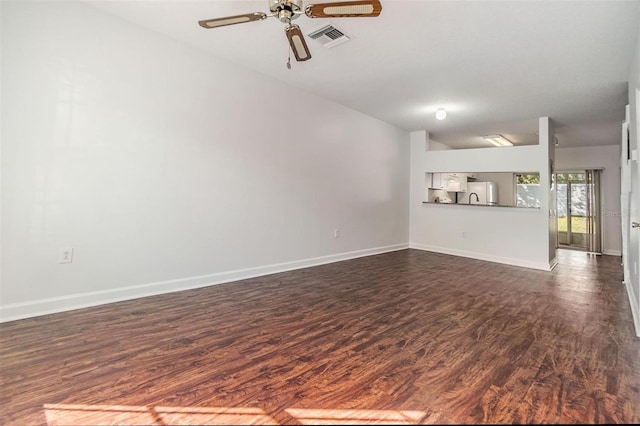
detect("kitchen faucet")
[469,192,479,204]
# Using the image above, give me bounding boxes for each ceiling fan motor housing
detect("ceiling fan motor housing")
[270,0,303,22]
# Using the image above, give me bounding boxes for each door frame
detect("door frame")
[556,171,592,251]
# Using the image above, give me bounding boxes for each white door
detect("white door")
[623,90,640,337]
[632,89,640,336]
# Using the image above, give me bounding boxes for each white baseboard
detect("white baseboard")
[603,249,622,256]
[625,281,640,338]
[0,243,409,323]
[409,242,553,271]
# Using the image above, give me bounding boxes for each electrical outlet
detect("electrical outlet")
[59,247,73,264]
[334,229,340,239]
[461,231,467,239]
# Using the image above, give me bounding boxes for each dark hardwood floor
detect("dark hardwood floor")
[1,249,638,425]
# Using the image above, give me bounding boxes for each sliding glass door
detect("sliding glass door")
[556,170,602,253]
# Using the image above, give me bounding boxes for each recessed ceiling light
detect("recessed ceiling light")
[435,108,447,120]
[483,134,513,147]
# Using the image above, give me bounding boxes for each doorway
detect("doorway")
[556,170,602,253]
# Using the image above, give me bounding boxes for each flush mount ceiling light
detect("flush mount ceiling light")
[435,108,447,120]
[483,134,513,147]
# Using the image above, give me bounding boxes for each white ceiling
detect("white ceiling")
[88,0,639,149]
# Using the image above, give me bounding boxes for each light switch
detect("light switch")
[59,247,73,264]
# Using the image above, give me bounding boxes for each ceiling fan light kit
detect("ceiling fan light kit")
[198,0,382,67]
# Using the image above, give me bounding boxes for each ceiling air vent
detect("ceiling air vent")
[307,23,350,48]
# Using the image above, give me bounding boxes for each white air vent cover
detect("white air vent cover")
[307,23,350,48]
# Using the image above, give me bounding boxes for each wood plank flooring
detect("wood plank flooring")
[1,249,638,425]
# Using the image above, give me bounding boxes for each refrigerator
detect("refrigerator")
[458,181,498,205]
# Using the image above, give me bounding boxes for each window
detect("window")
[515,173,540,208]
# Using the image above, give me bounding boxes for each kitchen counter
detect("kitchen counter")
[422,201,539,209]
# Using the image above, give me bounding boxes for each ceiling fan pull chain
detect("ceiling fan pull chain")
[286,19,292,70]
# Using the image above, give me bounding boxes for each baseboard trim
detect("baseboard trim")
[624,281,640,338]
[603,249,622,256]
[0,243,409,323]
[409,242,553,271]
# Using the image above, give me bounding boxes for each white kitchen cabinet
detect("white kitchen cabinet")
[429,173,467,192]
[447,173,467,192]
[430,173,447,189]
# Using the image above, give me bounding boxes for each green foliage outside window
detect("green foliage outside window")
[556,173,585,183]
[516,174,540,184]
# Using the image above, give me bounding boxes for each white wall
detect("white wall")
[0,1,410,321]
[544,118,557,265]
[409,118,554,271]
[426,139,453,151]
[555,145,622,256]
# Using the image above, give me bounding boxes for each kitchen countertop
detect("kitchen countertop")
[422,201,539,209]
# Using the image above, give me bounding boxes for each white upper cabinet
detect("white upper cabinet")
[430,173,468,192]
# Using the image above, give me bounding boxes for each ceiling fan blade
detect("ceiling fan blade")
[198,12,267,29]
[285,24,312,62]
[305,0,382,18]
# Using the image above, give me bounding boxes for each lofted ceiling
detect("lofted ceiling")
[88,0,640,149]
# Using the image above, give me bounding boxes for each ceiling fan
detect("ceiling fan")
[198,0,382,65]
